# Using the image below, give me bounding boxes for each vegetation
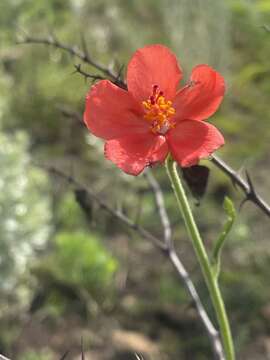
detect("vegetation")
[0,0,270,358]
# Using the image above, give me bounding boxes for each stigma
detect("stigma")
[142,85,176,134]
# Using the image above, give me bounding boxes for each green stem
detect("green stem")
[165,156,235,360]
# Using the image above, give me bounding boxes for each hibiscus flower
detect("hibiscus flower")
[84,44,225,175]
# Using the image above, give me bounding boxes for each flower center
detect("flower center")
[142,85,176,134]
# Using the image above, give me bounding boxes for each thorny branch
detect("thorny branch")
[18,34,125,88]
[145,170,224,360]
[211,155,270,218]
[43,164,224,360]
[18,33,270,218]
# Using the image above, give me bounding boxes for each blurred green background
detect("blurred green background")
[0,0,270,359]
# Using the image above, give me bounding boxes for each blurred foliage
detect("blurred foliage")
[31,231,118,313]
[56,191,88,230]
[0,0,270,359]
[0,130,50,300]
[19,349,53,360]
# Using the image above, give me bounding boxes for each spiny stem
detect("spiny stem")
[165,156,235,360]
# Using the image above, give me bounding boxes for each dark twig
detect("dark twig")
[115,64,125,85]
[80,33,90,62]
[81,337,85,360]
[211,154,270,217]
[145,169,224,360]
[73,63,105,82]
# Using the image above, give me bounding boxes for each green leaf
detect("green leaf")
[211,197,236,279]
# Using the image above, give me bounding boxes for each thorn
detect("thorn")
[116,64,124,80]
[72,64,87,84]
[245,170,256,196]
[71,63,81,75]
[73,64,103,84]
[239,197,249,212]
[80,33,89,61]
[81,337,85,360]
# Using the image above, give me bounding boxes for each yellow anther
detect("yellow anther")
[142,86,176,134]
[157,97,165,105]
[159,104,168,110]
[168,108,176,115]
[142,101,151,110]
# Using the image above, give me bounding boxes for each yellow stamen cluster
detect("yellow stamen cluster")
[142,90,175,134]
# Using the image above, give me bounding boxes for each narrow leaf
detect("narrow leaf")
[211,196,236,278]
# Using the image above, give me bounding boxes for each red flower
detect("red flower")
[84,45,225,176]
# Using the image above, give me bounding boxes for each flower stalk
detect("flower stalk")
[165,155,235,360]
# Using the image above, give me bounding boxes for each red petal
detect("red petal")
[84,80,148,140]
[104,133,168,176]
[174,65,225,121]
[127,44,182,103]
[167,120,224,167]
